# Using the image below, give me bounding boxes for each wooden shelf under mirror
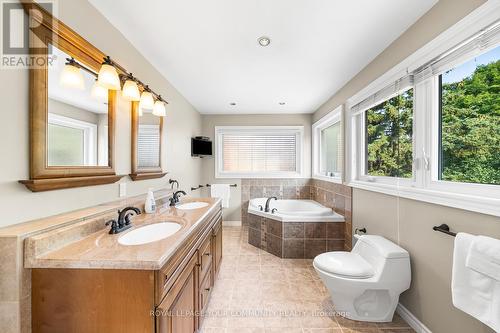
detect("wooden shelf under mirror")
[19,1,124,191]
[129,101,167,181]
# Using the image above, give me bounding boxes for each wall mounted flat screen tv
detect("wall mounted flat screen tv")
[191,137,212,157]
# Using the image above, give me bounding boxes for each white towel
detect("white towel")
[452,233,500,332]
[210,184,230,208]
[466,235,500,281]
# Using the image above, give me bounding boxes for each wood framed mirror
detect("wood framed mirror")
[129,101,167,180]
[19,1,123,192]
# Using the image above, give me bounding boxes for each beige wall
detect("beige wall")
[314,0,488,122]
[314,0,499,332]
[0,0,202,228]
[200,114,312,221]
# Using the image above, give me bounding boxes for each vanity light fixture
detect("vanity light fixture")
[60,58,85,90]
[90,79,108,101]
[153,96,167,117]
[98,56,121,90]
[139,87,155,111]
[122,74,141,101]
[258,36,271,47]
[59,54,168,117]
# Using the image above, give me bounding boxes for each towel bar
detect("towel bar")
[206,184,237,187]
[433,224,457,237]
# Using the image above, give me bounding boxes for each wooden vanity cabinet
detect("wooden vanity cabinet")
[31,206,223,333]
[212,219,223,275]
[156,213,223,333]
[156,252,198,333]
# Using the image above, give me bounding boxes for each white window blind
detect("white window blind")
[350,75,414,115]
[137,124,160,168]
[216,126,303,178]
[414,21,500,83]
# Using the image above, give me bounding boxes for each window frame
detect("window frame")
[215,125,304,179]
[356,87,416,187]
[346,5,500,217]
[47,113,97,165]
[312,105,343,183]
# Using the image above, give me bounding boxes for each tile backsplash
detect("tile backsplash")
[241,178,352,250]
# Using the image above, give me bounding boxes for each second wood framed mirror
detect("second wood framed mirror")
[129,101,167,180]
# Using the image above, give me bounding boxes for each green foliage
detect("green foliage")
[441,59,500,185]
[365,58,499,185]
[366,89,413,178]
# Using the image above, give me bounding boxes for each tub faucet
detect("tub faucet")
[264,197,277,212]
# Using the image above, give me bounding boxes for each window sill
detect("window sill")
[313,174,343,184]
[348,180,500,217]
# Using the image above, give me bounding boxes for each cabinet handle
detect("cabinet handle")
[204,252,210,256]
[205,288,210,291]
[196,263,201,267]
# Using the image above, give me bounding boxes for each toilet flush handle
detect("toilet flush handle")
[354,227,367,235]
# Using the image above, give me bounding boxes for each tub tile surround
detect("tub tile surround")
[243,179,353,258]
[0,189,174,333]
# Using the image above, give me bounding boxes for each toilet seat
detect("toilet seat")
[314,252,374,279]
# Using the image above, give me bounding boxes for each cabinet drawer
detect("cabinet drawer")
[199,270,212,313]
[199,235,212,282]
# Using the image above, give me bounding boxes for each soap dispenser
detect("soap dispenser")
[145,188,156,214]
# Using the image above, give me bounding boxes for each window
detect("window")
[347,17,500,216]
[215,126,303,178]
[313,106,343,182]
[47,113,97,166]
[366,89,413,178]
[137,124,161,168]
[438,46,500,185]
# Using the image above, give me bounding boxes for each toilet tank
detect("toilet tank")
[352,235,409,270]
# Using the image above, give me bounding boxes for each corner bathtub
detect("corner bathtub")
[248,198,344,222]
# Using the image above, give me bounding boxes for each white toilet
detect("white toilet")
[313,235,411,322]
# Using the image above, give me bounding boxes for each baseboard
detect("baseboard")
[396,303,432,333]
[222,220,242,226]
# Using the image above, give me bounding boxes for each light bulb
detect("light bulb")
[122,79,140,101]
[60,64,85,90]
[153,100,166,116]
[139,91,154,110]
[91,80,108,101]
[97,63,120,90]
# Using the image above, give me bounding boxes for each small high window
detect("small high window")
[313,106,343,183]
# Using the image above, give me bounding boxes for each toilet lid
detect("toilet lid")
[314,252,374,279]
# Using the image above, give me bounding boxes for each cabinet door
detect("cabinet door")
[156,253,198,333]
[213,218,223,276]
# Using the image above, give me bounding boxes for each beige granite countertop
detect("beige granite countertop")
[24,197,222,270]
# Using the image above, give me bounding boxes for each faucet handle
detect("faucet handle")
[258,205,263,211]
[105,219,119,234]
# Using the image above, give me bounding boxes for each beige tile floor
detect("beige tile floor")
[201,226,415,333]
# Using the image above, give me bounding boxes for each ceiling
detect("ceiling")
[89,0,437,114]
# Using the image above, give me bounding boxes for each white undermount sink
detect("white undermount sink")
[118,222,181,246]
[176,202,209,210]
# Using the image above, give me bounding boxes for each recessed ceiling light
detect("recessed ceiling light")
[258,36,271,47]
[229,102,236,106]
[279,102,286,105]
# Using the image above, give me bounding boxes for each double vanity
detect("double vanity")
[25,197,223,333]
